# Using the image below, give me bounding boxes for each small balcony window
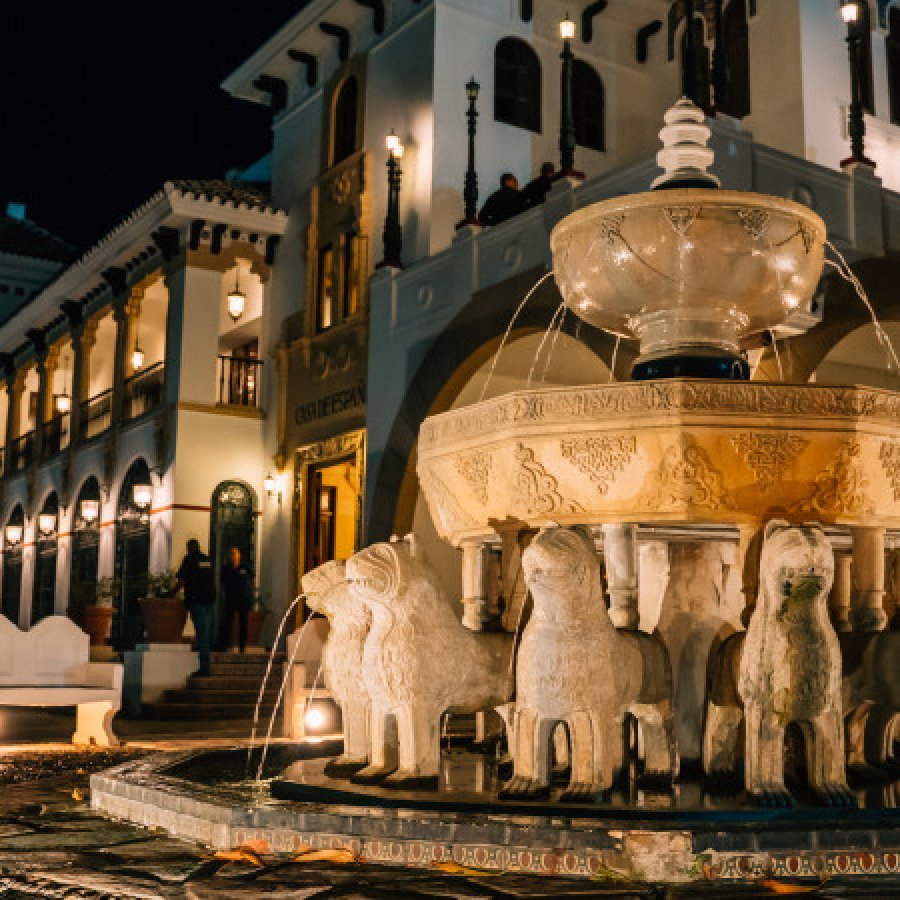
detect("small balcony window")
[317,243,335,332]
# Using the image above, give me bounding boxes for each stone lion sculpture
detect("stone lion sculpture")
[842,626,900,774]
[346,536,514,789]
[302,559,372,777]
[703,520,855,807]
[501,526,677,802]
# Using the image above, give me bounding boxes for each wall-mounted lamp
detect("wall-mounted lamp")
[37,512,57,537]
[5,524,22,547]
[264,472,282,505]
[133,482,153,511]
[80,499,100,525]
[840,0,861,24]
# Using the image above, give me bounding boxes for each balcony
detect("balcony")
[218,355,262,409]
[9,431,34,473]
[41,413,69,457]
[125,362,165,421]
[80,390,112,440]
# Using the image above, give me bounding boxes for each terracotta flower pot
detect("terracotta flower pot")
[233,609,268,648]
[139,597,187,644]
[82,604,114,646]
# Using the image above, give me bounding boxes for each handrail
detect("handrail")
[124,360,164,384]
[124,362,165,421]
[218,355,263,408]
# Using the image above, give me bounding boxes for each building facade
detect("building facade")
[2,0,900,659]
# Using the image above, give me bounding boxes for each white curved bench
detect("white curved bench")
[0,615,122,746]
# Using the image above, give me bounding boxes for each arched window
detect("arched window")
[719,0,751,118]
[32,492,59,623]
[494,37,542,133]
[70,477,101,623]
[331,76,359,166]
[888,6,900,124]
[682,15,712,113]
[115,459,152,649]
[573,60,605,152]
[2,505,24,626]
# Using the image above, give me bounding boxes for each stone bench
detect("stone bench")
[0,615,122,746]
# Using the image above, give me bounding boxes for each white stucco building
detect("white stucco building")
[1,0,900,700]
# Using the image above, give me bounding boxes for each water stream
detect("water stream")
[479,272,555,402]
[540,307,567,383]
[256,620,313,782]
[768,329,784,381]
[526,302,565,387]
[246,597,302,775]
[825,240,900,372]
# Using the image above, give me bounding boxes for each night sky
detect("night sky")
[1,1,306,251]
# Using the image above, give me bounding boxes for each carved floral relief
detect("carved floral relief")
[731,432,808,492]
[647,437,730,511]
[512,444,584,518]
[560,435,637,495]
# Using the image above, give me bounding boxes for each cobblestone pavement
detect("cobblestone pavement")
[0,747,894,898]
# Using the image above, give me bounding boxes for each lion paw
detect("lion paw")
[560,781,608,803]
[498,775,550,800]
[815,783,858,808]
[350,764,397,785]
[324,756,368,779]
[751,785,795,808]
[382,770,440,791]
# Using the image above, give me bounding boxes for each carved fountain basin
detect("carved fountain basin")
[417,380,900,545]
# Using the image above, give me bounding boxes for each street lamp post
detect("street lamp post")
[378,130,405,269]
[458,77,481,228]
[840,0,875,167]
[558,14,583,179]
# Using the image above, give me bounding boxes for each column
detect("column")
[602,523,639,630]
[461,540,492,631]
[736,524,763,627]
[500,530,533,633]
[32,355,50,462]
[851,526,888,633]
[3,369,20,472]
[828,552,853,633]
[110,300,133,428]
[68,323,89,447]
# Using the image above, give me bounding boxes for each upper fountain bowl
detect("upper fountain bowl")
[550,188,826,371]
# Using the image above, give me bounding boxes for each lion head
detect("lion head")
[301,559,348,618]
[347,535,445,618]
[523,526,604,621]
[759,520,834,623]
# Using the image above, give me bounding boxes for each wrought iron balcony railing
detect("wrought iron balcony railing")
[9,430,34,473]
[80,389,112,439]
[41,413,69,457]
[124,362,165,421]
[218,355,263,408]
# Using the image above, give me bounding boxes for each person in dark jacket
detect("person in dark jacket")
[523,162,557,208]
[478,173,526,226]
[218,546,254,653]
[176,538,215,676]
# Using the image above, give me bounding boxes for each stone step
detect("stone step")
[163,688,278,705]
[186,674,283,691]
[210,651,283,664]
[140,701,277,720]
[209,662,281,676]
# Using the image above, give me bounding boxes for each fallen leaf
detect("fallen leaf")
[239,838,270,855]
[213,847,264,867]
[431,860,499,877]
[760,881,821,894]
[293,848,360,864]
[71,788,84,801]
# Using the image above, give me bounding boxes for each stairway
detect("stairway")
[141,651,284,720]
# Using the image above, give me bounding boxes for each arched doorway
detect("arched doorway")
[32,492,59,623]
[115,459,152,649]
[209,480,255,642]
[1,505,24,625]
[69,477,101,624]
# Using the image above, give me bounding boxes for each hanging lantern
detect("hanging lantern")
[264,473,276,496]
[55,392,71,414]
[132,482,153,510]
[131,345,145,371]
[228,266,246,323]
[5,524,22,546]
[80,499,100,525]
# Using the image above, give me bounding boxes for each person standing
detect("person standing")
[176,538,215,677]
[218,546,254,653]
[523,162,557,208]
[478,173,526,226]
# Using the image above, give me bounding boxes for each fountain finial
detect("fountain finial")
[651,97,721,191]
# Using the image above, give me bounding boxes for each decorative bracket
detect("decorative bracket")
[582,1,608,43]
[320,23,350,62]
[287,49,318,87]
[355,0,385,35]
[636,20,663,63]
[253,75,288,114]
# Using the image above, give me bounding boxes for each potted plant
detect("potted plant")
[241,591,270,648]
[139,570,187,644]
[82,577,118,646]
